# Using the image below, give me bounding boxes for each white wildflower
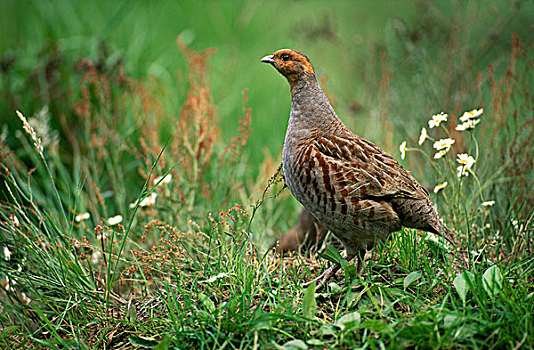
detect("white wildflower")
[457,166,469,177]
[457,166,466,177]
[428,112,448,128]
[457,153,476,167]
[418,127,428,145]
[433,181,448,193]
[3,246,11,261]
[456,153,476,177]
[456,119,481,131]
[399,141,407,160]
[154,174,172,185]
[107,215,123,226]
[481,200,495,207]
[459,108,483,122]
[433,138,455,150]
[432,138,455,158]
[129,192,158,208]
[434,149,448,159]
[140,192,157,207]
[75,212,90,222]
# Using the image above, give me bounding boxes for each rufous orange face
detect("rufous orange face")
[261,49,315,78]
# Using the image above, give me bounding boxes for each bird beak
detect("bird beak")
[261,54,275,64]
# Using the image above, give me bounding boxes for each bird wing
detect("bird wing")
[312,134,428,201]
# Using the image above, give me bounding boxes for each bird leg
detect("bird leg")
[302,252,358,290]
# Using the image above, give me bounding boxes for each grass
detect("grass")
[1,0,534,348]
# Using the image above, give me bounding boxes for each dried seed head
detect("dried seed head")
[16,110,44,156]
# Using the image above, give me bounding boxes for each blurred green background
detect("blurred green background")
[0,1,401,161]
[3,0,530,166]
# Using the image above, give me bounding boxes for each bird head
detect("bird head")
[261,49,315,85]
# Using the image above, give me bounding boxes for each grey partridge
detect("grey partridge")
[261,49,459,287]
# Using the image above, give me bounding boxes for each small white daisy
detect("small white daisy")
[399,141,407,160]
[456,119,481,131]
[418,127,428,145]
[456,153,476,177]
[154,174,172,185]
[107,215,123,226]
[428,112,448,128]
[459,108,483,122]
[129,192,158,208]
[75,212,90,222]
[434,150,448,159]
[433,138,455,150]
[433,181,448,193]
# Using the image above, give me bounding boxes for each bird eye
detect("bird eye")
[281,54,291,61]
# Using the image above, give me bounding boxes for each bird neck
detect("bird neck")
[289,73,317,98]
[289,74,339,127]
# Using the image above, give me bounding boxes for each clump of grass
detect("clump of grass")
[0,40,258,347]
[398,34,534,267]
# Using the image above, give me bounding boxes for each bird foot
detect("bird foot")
[301,252,361,291]
[302,263,341,291]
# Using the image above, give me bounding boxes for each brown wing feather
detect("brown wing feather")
[313,134,428,201]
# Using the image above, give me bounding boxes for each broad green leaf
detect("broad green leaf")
[252,322,270,331]
[328,282,342,294]
[318,246,357,282]
[404,271,422,290]
[154,338,170,350]
[199,293,216,312]
[454,271,474,303]
[334,311,361,330]
[319,245,343,264]
[443,314,458,328]
[281,339,308,350]
[129,335,159,348]
[319,323,337,336]
[307,339,324,346]
[362,318,387,331]
[302,281,317,319]
[483,265,503,299]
